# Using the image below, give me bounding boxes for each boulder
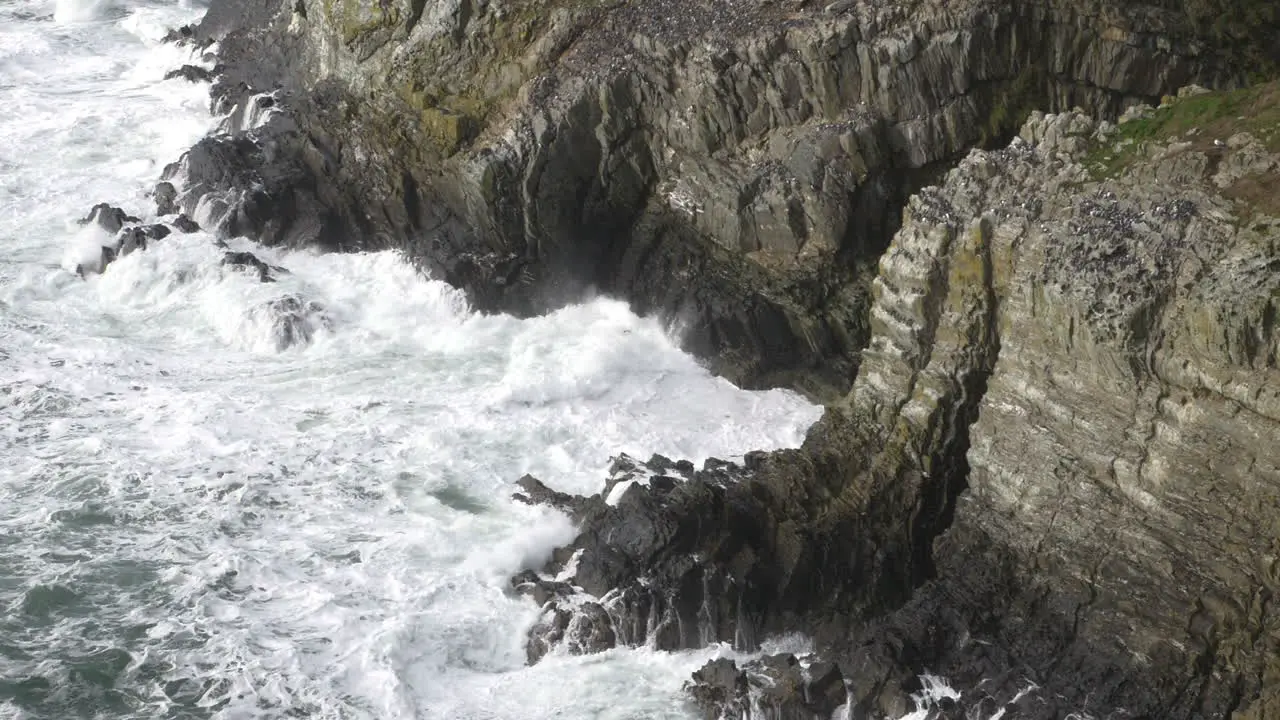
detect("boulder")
[142,224,171,240]
[75,245,117,278]
[524,601,616,664]
[153,181,178,216]
[116,227,147,257]
[173,214,200,233]
[259,295,330,350]
[80,203,137,236]
[221,251,274,282]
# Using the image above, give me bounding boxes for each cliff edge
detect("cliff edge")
[156,0,1280,716]
[171,0,1271,399]
[517,84,1280,719]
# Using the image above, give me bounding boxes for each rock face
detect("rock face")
[74,204,184,276]
[171,0,1273,399]
[221,250,279,282]
[512,88,1280,718]
[161,0,1280,714]
[687,655,847,720]
[838,93,1280,720]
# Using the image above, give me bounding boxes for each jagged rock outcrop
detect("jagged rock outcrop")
[167,0,1273,398]
[516,88,1280,718]
[687,655,848,720]
[157,0,1280,713]
[835,89,1280,720]
[222,250,283,282]
[73,204,187,276]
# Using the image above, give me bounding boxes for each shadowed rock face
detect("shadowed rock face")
[159,0,1280,716]
[512,101,1280,718]
[169,0,1269,399]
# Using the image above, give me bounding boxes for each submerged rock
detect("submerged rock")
[258,295,330,350]
[221,250,276,282]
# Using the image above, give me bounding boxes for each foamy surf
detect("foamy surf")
[53,0,117,24]
[0,1,825,718]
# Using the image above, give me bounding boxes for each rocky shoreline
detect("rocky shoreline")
[137,0,1280,717]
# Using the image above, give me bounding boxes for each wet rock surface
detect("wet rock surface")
[153,181,178,216]
[511,101,1280,717]
[163,64,218,83]
[259,295,330,350]
[81,203,138,236]
[221,250,277,282]
[172,214,200,233]
[168,0,1275,400]
[688,655,847,720]
[156,0,1280,714]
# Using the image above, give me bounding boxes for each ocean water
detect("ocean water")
[0,2,829,718]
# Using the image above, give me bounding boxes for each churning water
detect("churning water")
[0,2,826,717]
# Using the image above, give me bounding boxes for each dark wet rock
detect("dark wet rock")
[116,227,147,257]
[75,245,117,278]
[687,658,747,717]
[168,0,1275,400]
[221,251,275,282]
[525,607,571,665]
[142,224,171,240]
[508,102,1280,719]
[172,214,200,233]
[111,224,171,261]
[522,452,782,655]
[599,453,697,502]
[161,126,353,249]
[163,65,217,84]
[511,474,584,517]
[153,181,178,215]
[160,23,205,47]
[688,655,847,720]
[564,602,616,656]
[525,600,616,664]
[510,570,575,608]
[80,203,138,236]
[260,295,330,350]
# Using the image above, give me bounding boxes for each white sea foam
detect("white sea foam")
[0,2,823,718]
[53,0,116,24]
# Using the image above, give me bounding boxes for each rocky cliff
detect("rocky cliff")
[160,0,1280,717]
[514,86,1280,719]
[172,0,1269,399]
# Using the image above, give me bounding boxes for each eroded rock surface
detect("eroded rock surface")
[156,0,1280,713]
[688,655,847,720]
[515,92,1280,718]
[168,0,1274,398]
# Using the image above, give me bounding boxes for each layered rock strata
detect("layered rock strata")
[153,0,1280,716]
[517,94,1280,718]
[169,0,1265,398]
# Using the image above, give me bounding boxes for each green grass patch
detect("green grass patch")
[1085,80,1280,180]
